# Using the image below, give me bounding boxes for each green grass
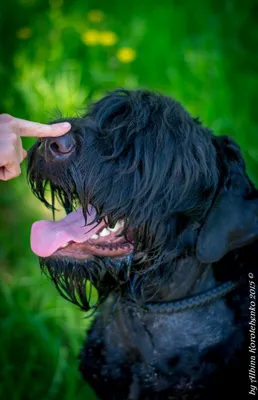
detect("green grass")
[0,0,257,398]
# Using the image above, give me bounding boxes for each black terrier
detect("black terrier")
[27,89,258,399]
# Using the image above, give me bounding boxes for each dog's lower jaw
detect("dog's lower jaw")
[79,288,246,400]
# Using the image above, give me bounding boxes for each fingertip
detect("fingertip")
[61,122,71,129]
[52,122,71,133]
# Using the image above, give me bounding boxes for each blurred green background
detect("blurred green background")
[0,0,257,399]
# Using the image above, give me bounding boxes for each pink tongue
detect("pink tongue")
[30,205,100,257]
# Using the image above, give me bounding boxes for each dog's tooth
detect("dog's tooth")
[91,233,99,239]
[60,242,69,248]
[108,224,119,232]
[99,228,110,237]
[108,225,119,232]
[109,220,124,232]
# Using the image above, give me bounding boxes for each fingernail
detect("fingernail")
[59,122,71,129]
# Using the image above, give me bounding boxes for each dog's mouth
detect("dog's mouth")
[30,205,134,260]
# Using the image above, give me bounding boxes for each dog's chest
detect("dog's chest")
[80,298,242,398]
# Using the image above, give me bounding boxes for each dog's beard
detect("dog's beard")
[39,254,134,312]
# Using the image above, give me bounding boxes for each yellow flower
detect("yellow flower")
[98,31,118,46]
[16,27,33,40]
[117,47,136,63]
[87,9,105,23]
[81,30,100,46]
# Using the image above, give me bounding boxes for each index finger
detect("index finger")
[11,117,71,138]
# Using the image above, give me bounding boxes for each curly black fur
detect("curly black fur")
[27,89,258,399]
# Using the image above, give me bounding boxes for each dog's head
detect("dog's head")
[27,89,258,310]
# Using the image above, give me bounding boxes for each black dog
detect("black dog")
[27,89,258,399]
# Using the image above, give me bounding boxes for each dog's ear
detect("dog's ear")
[196,135,258,263]
[196,192,258,263]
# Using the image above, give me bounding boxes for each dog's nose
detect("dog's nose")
[43,133,76,160]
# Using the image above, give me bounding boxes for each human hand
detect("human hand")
[0,114,71,181]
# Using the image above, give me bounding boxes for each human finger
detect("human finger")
[9,116,71,138]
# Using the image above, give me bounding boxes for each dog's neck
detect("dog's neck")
[139,257,216,304]
[97,256,237,387]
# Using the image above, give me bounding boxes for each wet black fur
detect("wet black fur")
[27,89,258,399]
